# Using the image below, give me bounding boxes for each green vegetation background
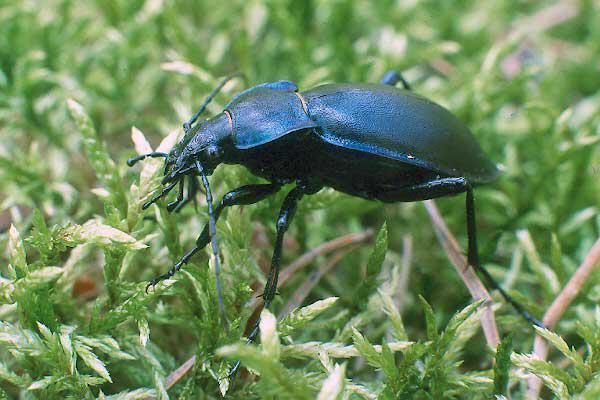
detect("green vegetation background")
[1,0,600,398]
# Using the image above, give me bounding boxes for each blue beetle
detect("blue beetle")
[129,71,541,345]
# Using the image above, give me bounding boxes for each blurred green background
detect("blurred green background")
[1,0,600,398]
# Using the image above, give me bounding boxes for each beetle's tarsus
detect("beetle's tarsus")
[144,251,196,295]
[522,311,545,329]
[145,272,171,293]
[145,281,156,294]
[380,70,412,91]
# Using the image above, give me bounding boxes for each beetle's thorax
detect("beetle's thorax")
[164,112,233,182]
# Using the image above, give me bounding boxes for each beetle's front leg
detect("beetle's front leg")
[168,175,200,213]
[380,70,412,91]
[146,183,282,292]
[166,178,185,212]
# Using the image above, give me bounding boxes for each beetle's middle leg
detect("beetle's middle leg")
[146,183,282,291]
[227,184,310,377]
[380,70,412,90]
[244,182,321,344]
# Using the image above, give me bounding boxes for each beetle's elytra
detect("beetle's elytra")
[128,71,541,359]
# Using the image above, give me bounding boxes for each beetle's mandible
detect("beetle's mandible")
[128,71,542,358]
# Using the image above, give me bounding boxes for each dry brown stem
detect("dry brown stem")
[527,236,600,398]
[424,200,500,348]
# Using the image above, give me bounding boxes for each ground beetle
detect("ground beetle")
[128,70,542,357]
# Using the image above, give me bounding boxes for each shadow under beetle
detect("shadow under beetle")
[128,70,542,362]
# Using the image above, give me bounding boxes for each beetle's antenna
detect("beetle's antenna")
[183,73,245,133]
[127,152,168,166]
[196,160,227,324]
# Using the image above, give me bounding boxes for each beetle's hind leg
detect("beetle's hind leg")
[464,187,545,328]
[377,177,543,327]
[145,183,282,292]
[380,70,412,91]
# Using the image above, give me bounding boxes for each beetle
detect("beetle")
[128,70,542,347]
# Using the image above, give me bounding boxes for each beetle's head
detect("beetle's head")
[161,112,231,185]
[127,111,232,210]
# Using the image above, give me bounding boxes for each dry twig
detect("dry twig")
[278,230,374,287]
[424,200,500,348]
[248,230,374,310]
[526,236,600,398]
[279,244,360,318]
